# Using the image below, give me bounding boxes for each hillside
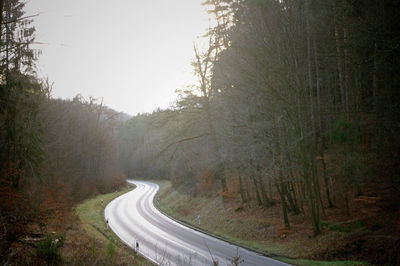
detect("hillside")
[156,181,399,265]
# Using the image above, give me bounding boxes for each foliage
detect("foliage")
[328,219,367,233]
[40,96,127,202]
[329,117,359,145]
[108,236,115,258]
[35,233,65,265]
[0,1,127,262]
[0,0,45,259]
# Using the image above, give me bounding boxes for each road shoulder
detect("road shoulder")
[73,182,152,265]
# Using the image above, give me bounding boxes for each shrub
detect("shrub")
[108,236,115,258]
[35,233,64,265]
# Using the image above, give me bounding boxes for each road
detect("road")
[105,180,290,266]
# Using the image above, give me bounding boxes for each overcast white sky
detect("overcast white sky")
[25,0,213,115]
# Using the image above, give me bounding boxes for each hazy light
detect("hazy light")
[26,0,213,115]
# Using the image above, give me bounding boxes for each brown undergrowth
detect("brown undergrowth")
[3,183,149,265]
[156,181,399,265]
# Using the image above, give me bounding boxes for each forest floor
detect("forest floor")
[155,180,399,266]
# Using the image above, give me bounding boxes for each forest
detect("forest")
[0,1,128,262]
[1,0,400,265]
[119,0,400,264]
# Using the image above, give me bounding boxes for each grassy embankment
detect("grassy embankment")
[64,183,151,265]
[155,181,369,266]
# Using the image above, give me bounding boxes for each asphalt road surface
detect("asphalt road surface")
[105,180,290,266]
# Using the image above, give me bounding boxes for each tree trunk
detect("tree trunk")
[322,157,334,208]
[0,0,3,41]
[286,182,300,215]
[334,21,346,111]
[237,168,247,203]
[276,182,290,229]
[245,176,252,201]
[259,177,273,207]
[252,176,263,206]
[302,144,321,235]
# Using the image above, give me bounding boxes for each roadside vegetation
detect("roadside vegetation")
[0,0,131,263]
[118,1,400,265]
[0,182,147,265]
[1,0,400,265]
[72,183,150,265]
[156,181,372,265]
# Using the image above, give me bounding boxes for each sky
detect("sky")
[25,0,213,115]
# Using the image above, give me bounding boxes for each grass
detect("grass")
[279,258,369,266]
[72,183,151,265]
[155,181,293,256]
[75,184,133,238]
[154,180,370,266]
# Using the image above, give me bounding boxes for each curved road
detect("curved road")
[105,180,289,266]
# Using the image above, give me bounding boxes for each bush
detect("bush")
[234,206,243,212]
[320,221,331,229]
[329,223,350,232]
[329,219,366,232]
[108,236,115,259]
[35,233,64,265]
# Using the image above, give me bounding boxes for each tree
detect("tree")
[0,0,44,257]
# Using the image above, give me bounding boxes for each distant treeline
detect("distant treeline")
[118,0,400,236]
[0,0,125,259]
